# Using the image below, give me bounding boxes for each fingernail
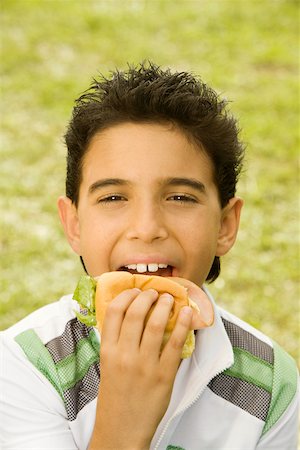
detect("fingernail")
[180,306,192,316]
[146,289,159,298]
[160,293,174,302]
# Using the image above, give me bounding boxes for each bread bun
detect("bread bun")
[95,271,203,358]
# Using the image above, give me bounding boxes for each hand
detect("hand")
[89,288,194,450]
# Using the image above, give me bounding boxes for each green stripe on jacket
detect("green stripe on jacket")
[15,328,99,399]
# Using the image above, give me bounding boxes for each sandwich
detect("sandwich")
[73,271,212,358]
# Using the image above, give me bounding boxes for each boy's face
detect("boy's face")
[59,122,242,287]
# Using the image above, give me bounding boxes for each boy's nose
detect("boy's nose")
[125,203,169,243]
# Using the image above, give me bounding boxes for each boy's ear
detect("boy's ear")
[216,197,243,257]
[57,196,81,255]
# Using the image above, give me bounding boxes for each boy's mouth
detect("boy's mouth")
[118,263,174,277]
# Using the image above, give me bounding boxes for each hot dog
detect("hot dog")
[73,271,213,358]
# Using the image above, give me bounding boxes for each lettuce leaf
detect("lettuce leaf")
[74,310,97,327]
[73,275,97,326]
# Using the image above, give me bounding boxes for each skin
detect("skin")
[58,122,242,449]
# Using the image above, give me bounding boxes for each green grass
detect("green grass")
[0,0,299,364]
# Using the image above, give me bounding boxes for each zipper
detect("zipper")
[153,358,233,450]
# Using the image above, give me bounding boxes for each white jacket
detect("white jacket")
[0,292,299,450]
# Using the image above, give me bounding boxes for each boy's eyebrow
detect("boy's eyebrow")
[88,178,129,194]
[164,177,207,194]
[88,177,206,195]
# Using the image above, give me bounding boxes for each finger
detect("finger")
[140,293,174,358]
[101,288,142,345]
[169,277,214,329]
[118,289,159,348]
[160,306,193,374]
[190,290,214,329]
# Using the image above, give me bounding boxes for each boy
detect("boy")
[0,62,298,449]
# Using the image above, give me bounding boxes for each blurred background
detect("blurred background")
[0,0,299,363]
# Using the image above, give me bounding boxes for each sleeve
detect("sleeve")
[256,391,299,450]
[256,340,299,450]
[0,333,78,450]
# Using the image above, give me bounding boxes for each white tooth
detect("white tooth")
[148,263,159,272]
[126,264,137,270]
[158,263,168,269]
[136,263,147,273]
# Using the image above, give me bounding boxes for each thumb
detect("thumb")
[189,289,214,329]
[169,276,214,329]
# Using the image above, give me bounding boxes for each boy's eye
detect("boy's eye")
[168,194,198,203]
[97,195,126,204]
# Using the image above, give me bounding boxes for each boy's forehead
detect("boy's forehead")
[86,121,205,161]
[81,122,214,184]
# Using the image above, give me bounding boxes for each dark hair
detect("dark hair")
[64,62,244,282]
